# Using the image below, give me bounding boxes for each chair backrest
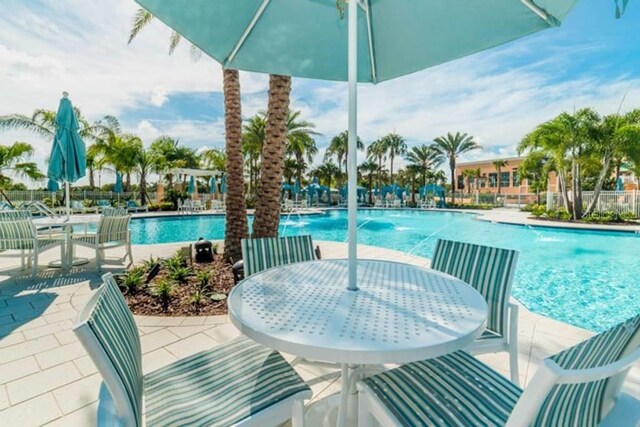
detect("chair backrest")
[71,200,84,209]
[0,210,36,250]
[242,235,317,277]
[510,314,640,427]
[97,214,131,244]
[431,239,519,337]
[103,208,128,216]
[126,200,137,208]
[73,274,143,426]
[97,199,111,207]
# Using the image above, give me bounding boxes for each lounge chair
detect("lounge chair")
[0,210,64,277]
[126,200,148,213]
[74,273,311,427]
[178,199,193,214]
[96,199,112,212]
[357,314,640,427]
[431,239,520,383]
[192,199,205,212]
[70,212,133,270]
[211,199,224,212]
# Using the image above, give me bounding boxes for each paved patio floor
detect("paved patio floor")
[0,240,638,426]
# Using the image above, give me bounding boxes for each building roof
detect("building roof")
[457,156,523,167]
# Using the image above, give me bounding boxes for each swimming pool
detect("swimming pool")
[129,209,640,332]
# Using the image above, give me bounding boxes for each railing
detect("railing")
[546,190,640,217]
[447,192,544,208]
[2,190,157,204]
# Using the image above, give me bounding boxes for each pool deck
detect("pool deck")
[0,240,638,426]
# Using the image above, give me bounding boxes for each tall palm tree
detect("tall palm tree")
[135,146,157,206]
[200,148,226,172]
[432,132,481,203]
[492,159,508,196]
[313,162,340,189]
[0,142,45,205]
[128,8,247,261]
[379,133,407,180]
[285,111,319,184]
[242,114,266,196]
[359,160,378,205]
[325,130,364,189]
[404,164,422,204]
[366,139,387,189]
[0,107,94,140]
[252,75,292,238]
[405,144,441,188]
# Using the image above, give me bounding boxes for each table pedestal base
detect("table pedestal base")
[48,257,90,268]
[306,393,359,427]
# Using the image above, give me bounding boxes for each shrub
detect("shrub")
[82,199,94,207]
[169,265,192,284]
[121,267,146,294]
[159,202,174,211]
[164,252,186,271]
[152,279,175,312]
[521,204,534,212]
[531,204,546,218]
[557,207,571,222]
[545,209,558,220]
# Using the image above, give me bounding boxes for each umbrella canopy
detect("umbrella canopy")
[113,172,123,193]
[137,0,578,290]
[47,93,86,183]
[220,175,227,194]
[293,178,301,196]
[210,176,218,194]
[187,176,196,194]
[617,176,624,191]
[47,179,59,192]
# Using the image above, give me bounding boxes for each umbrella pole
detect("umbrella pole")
[65,181,70,220]
[347,0,358,292]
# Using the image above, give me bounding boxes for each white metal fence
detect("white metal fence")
[3,190,156,204]
[546,190,640,217]
[447,192,544,208]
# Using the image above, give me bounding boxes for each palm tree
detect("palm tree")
[0,142,45,205]
[380,133,407,180]
[518,151,549,204]
[405,144,441,188]
[128,7,247,261]
[461,169,474,195]
[134,146,157,206]
[0,107,94,140]
[200,148,226,172]
[325,130,364,189]
[359,161,378,205]
[366,139,387,189]
[242,114,266,196]
[252,75,292,238]
[285,111,319,184]
[492,159,508,196]
[313,162,340,189]
[432,132,481,203]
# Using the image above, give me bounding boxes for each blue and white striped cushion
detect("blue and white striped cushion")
[0,211,35,250]
[532,314,640,427]
[98,215,131,244]
[432,239,518,338]
[144,336,311,427]
[362,351,522,427]
[242,235,316,277]
[85,276,144,426]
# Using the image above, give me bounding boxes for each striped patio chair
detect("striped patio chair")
[0,210,64,277]
[74,273,311,427]
[71,213,133,270]
[357,314,640,427]
[241,234,318,277]
[431,239,521,383]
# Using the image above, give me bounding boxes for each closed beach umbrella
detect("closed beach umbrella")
[617,176,624,192]
[47,92,86,218]
[220,175,227,195]
[293,178,300,201]
[113,172,123,205]
[137,0,578,290]
[209,176,218,194]
[187,176,196,194]
[47,179,59,193]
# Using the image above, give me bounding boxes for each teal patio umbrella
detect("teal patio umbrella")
[209,176,218,194]
[293,178,301,202]
[220,175,227,197]
[47,92,86,218]
[46,179,59,193]
[187,176,196,194]
[136,0,578,291]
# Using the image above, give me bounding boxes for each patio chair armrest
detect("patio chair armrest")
[549,347,640,384]
[508,301,519,345]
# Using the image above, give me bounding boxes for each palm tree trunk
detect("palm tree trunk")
[88,168,95,188]
[252,74,291,238]
[584,153,612,215]
[368,175,373,205]
[140,173,147,206]
[450,160,456,204]
[390,154,394,181]
[497,168,501,196]
[222,68,248,262]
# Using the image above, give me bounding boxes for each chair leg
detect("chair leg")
[96,246,101,271]
[291,399,305,427]
[358,389,374,427]
[509,303,520,385]
[127,242,133,267]
[31,250,38,277]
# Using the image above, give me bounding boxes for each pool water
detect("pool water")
[130,210,640,332]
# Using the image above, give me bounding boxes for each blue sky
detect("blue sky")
[1,0,639,185]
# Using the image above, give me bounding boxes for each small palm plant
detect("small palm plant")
[169,266,192,284]
[152,279,175,312]
[121,266,145,294]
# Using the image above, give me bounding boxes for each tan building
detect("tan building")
[456,156,558,195]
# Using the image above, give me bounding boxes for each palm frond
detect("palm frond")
[128,8,155,44]
[0,114,54,139]
[169,31,182,55]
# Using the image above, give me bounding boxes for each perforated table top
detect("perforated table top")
[229,259,487,365]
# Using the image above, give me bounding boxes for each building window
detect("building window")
[501,172,510,188]
[489,173,497,188]
[457,175,465,190]
[512,169,519,186]
[480,176,486,188]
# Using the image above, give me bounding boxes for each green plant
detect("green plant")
[190,289,204,314]
[531,204,546,218]
[82,199,93,207]
[545,209,558,220]
[151,279,175,312]
[557,207,571,222]
[196,270,210,289]
[620,211,636,221]
[164,252,186,271]
[169,265,192,284]
[159,202,174,211]
[141,255,159,271]
[520,204,534,212]
[121,266,145,294]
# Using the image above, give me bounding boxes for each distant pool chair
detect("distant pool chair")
[0,210,64,277]
[70,213,133,271]
[96,199,112,212]
[126,200,148,213]
[74,273,312,427]
[431,238,521,384]
[357,314,640,427]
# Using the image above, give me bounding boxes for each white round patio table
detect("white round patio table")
[228,259,488,427]
[33,215,101,269]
